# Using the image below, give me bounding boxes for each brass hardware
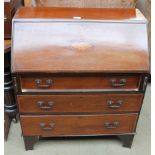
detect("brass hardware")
[35,79,53,88]
[110,79,126,87]
[39,123,55,130]
[104,121,120,129]
[107,100,123,108]
[4,15,7,22]
[37,101,55,110]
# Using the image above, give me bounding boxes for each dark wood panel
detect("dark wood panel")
[4,2,12,39]
[20,114,138,136]
[17,94,143,113]
[4,113,11,141]
[20,76,141,92]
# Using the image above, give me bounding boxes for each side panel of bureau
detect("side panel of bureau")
[17,94,143,113]
[20,114,138,137]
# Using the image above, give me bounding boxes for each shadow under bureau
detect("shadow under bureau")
[11,7,149,150]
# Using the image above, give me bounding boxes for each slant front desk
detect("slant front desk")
[12,7,149,150]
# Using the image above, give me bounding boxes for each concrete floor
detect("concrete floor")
[4,84,151,155]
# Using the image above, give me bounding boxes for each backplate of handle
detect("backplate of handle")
[35,79,53,88]
[37,101,55,109]
[39,123,55,131]
[107,100,123,108]
[104,121,120,129]
[110,79,126,87]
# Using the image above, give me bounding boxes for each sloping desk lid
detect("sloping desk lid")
[12,7,149,73]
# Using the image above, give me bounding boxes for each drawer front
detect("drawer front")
[20,114,138,136]
[20,76,141,92]
[17,94,143,113]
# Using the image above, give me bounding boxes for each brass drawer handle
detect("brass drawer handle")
[107,100,123,108]
[4,15,7,22]
[35,79,53,88]
[110,79,126,87]
[37,101,55,110]
[40,123,55,131]
[104,121,120,129]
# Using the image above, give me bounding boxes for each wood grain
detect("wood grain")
[17,94,143,113]
[12,8,149,73]
[12,6,148,149]
[4,113,11,141]
[14,7,137,19]
[20,114,138,136]
[4,2,12,39]
[20,76,141,91]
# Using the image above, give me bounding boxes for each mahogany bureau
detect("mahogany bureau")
[11,7,149,150]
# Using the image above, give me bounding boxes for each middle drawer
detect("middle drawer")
[17,94,143,113]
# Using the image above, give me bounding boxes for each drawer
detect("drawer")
[20,114,138,136]
[17,94,143,113]
[20,75,141,92]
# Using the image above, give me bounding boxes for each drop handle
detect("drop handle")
[37,101,55,109]
[107,100,123,108]
[110,79,126,87]
[104,121,120,129]
[40,123,55,131]
[35,79,53,88]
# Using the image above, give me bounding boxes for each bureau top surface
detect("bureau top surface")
[12,7,149,73]
[14,7,146,22]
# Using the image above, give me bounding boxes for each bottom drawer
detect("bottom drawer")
[20,114,138,136]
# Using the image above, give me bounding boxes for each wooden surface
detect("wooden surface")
[20,76,141,91]
[12,8,149,73]
[20,114,138,136]
[4,113,11,141]
[4,40,11,54]
[12,7,149,150]
[17,94,143,113]
[14,7,138,20]
[15,7,138,20]
[24,0,137,8]
[23,0,150,51]
[4,2,12,39]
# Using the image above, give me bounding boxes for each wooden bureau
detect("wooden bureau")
[11,7,149,150]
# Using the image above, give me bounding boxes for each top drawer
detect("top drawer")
[19,75,141,92]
